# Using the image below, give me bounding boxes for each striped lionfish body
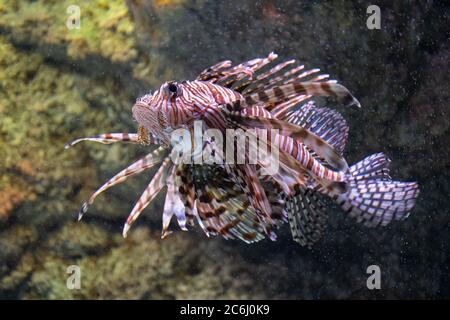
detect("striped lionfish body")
[66,52,419,248]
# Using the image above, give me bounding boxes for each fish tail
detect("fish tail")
[335,154,419,227]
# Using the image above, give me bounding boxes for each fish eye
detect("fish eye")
[168,83,178,93]
[165,81,182,98]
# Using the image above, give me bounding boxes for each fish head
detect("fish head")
[132,81,193,146]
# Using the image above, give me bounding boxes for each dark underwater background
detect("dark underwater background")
[0,0,449,299]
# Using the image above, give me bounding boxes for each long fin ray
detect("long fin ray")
[245,81,361,109]
[227,113,348,171]
[123,157,173,237]
[65,133,139,149]
[78,146,167,221]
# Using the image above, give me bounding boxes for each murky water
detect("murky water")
[0,0,449,299]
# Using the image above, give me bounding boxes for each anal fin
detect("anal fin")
[286,187,329,248]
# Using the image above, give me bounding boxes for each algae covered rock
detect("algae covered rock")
[0,31,144,226]
[0,226,38,277]
[0,0,137,62]
[24,227,255,299]
[43,222,115,259]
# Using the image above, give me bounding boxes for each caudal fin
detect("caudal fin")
[335,154,419,227]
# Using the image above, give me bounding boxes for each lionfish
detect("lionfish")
[66,53,419,248]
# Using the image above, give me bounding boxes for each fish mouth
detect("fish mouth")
[131,102,151,127]
[132,102,148,110]
[132,101,153,121]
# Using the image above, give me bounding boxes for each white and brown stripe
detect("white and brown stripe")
[78,146,168,220]
[65,132,139,149]
[245,81,360,108]
[124,157,173,236]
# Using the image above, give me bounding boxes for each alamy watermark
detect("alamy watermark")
[366,5,381,30]
[66,5,81,30]
[366,265,381,290]
[169,120,280,176]
[66,265,81,290]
